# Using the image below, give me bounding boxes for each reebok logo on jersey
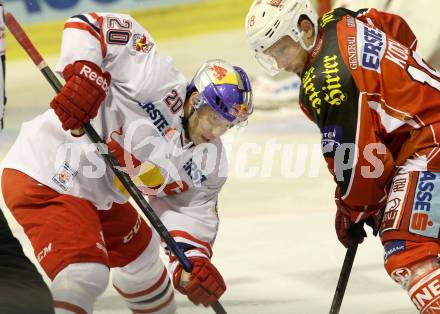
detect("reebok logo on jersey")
[80,64,109,91]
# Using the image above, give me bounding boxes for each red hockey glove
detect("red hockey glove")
[172,255,226,306]
[335,188,383,248]
[50,60,111,130]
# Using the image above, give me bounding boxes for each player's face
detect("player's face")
[188,104,231,145]
[264,35,308,74]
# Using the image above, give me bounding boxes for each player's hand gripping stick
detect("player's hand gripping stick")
[5,12,227,314]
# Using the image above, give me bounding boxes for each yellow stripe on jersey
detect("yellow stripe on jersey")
[114,162,164,196]
[136,163,164,188]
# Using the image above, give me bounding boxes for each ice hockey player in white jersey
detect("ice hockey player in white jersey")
[1,12,253,314]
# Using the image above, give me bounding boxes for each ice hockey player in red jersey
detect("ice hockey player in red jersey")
[246,0,440,313]
[1,12,253,314]
[333,0,440,70]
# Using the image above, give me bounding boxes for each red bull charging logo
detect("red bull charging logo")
[133,33,154,53]
[209,65,228,81]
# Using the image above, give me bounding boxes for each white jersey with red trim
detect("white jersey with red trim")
[2,12,227,257]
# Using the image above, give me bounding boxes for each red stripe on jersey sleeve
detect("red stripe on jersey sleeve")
[64,21,100,40]
[89,12,99,21]
[64,21,107,59]
[96,17,107,60]
[169,230,213,257]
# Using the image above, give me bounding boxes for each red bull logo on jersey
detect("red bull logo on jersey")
[409,171,440,238]
[132,33,154,54]
[357,22,386,72]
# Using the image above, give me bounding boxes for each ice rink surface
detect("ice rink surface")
[1,29,417,313]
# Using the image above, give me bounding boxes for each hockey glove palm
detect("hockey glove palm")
[50,60,111,130]
[172,254,226,306]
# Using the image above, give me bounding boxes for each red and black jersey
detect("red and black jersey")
[299,8,440,213]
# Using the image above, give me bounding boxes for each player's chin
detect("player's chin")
[194,135,211,145]
[285,65,297,73]
[190,134,203,145]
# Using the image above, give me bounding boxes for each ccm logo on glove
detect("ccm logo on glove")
[79,64,109,92]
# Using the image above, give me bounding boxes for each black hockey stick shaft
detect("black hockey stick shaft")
[5,12,227,314]
[329,240,358,314]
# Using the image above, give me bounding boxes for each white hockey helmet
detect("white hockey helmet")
[245,0,318,75]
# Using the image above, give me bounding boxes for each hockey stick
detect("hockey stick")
[5,12,227,314]
[329,236,360,314]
